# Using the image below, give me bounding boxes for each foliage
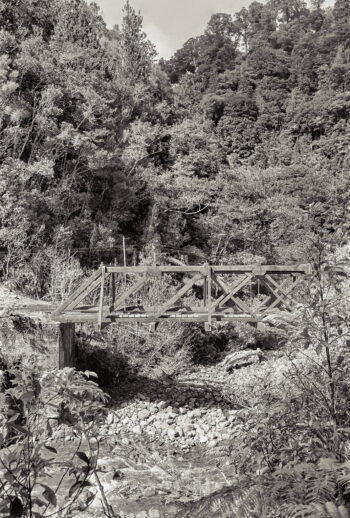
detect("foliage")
[0,0,349,279]
[0,366,110,517]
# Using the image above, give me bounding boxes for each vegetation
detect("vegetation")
[0,366,110,517]
[0,0,349,291]
[1,0,350,516]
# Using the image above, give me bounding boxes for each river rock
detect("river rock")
[106,412,115,425]
[132,425,142,435]
[138,408,151,420]
[222,348,264,370]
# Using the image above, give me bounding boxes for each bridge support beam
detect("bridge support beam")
[59,323,76,369]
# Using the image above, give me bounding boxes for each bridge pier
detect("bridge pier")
[58,323,76,369]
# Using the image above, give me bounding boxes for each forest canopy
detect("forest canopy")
[0,0,349,295]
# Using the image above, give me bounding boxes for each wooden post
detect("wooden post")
[123,237,127,311]
[59,323,75,368]
[98,265,106,330]
[110,272,115,310]
[111,257,117,310]
[123,236,127,282]
[205,263,212,332]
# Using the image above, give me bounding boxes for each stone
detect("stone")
[222,348,264,370]
[143,488,156,498]
[106,412,114,425]
[138,408,151,420]
[175,426,184,437]
[132,425,142,435]
[168,428,179,440]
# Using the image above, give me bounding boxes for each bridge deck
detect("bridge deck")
[53,306,261,324]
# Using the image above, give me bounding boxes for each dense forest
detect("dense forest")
[0,0,349,296]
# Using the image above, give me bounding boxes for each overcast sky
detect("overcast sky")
[92,0,335,59]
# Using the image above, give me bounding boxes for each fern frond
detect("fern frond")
[282,502,349,518]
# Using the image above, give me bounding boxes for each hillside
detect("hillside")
[0,0,349,291]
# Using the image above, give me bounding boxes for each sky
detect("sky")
[92,0,335,59]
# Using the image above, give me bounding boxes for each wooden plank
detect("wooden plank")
[212,264,311,274]
[52,269,102,316]
[145,266,162,278]
[114,276,147,311]
[98,266,106,330]
[53,311,261,324]
[153,273,203,319]
[105,264,310,275]
[106,266,206,274]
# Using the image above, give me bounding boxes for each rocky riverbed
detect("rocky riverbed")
[49,354,267,518]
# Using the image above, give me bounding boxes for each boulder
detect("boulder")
[222,348,264,370]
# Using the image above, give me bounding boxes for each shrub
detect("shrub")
[0,366,114,517]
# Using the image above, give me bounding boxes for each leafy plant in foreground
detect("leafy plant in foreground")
[0,366,114,517]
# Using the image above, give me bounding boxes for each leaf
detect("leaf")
[44,445,57,454]
[76,451,90,465]
[7,412,20,423]
[0,498,11,512]
[21,390,35,403]
[316,343,323,355]
[10,424,29,436]
[32,497,47,507]
[84,371,98,378]
[10,497,23,518]
[68,480,92,498]
[40,484,57,507]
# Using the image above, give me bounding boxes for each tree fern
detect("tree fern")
[281,502,348,518]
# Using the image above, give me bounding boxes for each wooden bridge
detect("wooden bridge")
[51,263,311,331]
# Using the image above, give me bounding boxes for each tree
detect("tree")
[121,0,156,83]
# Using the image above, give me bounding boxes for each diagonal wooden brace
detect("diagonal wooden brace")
[212,273,253,311]
[261,275,304,312]
[114,276,148,311]
[52,269,103,316]
[154,273,203,319]
[265,274,299,304]
[211,272,252,314]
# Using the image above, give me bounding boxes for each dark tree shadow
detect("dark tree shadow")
[110,371,236,411]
